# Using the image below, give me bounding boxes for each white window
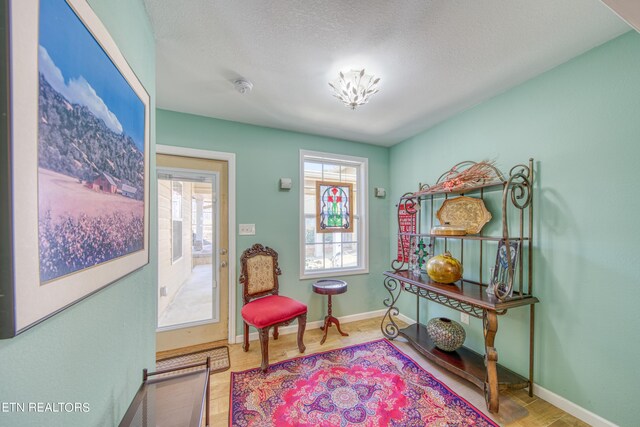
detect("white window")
[300,150,368,279]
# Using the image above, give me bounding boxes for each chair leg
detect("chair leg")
[259,327,270,372]
[297,313,307,354]
[273,326,279,340]
[243,322,249,352]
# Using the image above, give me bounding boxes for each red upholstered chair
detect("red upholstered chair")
[240,244,307,371]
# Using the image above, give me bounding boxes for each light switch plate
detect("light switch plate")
[239,224,256,235]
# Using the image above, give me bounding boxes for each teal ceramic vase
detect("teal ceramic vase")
[426,317,466,352]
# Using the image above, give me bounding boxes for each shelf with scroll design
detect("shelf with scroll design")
[411,160,508,198]
[412,180,505,197]
[399,232,530,242]
[382,159,537,414]
[385,270,538,317]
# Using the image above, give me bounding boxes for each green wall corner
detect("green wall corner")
[390,31,640,427]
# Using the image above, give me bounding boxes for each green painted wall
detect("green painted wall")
[156,110,390,334]
[390,31,640,426]
[0,1,156,426]
[2,2,634,425]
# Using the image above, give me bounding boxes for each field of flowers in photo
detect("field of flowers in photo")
[39,210,143,281]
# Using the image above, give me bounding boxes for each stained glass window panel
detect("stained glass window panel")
[316,181,353,233]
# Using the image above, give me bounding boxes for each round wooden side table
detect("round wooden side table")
[312,279,349,345]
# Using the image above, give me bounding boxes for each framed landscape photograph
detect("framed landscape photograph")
[0,0,150,338]
[315,181,353,233]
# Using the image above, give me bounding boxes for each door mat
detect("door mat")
[156,345,230,376]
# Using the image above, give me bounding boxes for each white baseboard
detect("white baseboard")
[395,312,415,325]
[532,384,617,427]
[234,309,387,344]
[383,313,617,426]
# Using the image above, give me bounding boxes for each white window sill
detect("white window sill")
[300,267,369,281]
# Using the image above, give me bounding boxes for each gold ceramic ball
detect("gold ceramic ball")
[426,252,463,284]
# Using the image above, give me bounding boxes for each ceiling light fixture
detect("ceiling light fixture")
[329,69,380,110]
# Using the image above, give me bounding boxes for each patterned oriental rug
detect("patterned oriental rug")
[230,339,497,427]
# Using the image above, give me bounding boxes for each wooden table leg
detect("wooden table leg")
[320,316,331,345]
[329,316,349,337]
[320,295,333,344]
[320,295,349,344]
[483,310,499,413]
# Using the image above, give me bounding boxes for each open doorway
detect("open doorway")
[156,153,230,351]
[157,175,216,328]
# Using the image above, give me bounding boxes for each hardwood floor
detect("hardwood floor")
[157,317,590,427]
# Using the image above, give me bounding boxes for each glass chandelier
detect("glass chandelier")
[328,69,380,110]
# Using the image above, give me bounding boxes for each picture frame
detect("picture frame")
[0,0,150,338]
[315,181,353,233]
[488,240,520,298]
[408,235,428,276]
[396,202,417,263]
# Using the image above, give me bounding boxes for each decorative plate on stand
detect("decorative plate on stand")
[436,196,492,234]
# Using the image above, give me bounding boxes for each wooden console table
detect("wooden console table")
[119,358,210,427]
[381,270,538,413]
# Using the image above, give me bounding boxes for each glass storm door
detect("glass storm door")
[156,154,229,351]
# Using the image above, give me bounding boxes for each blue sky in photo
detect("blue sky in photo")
[38,0,145,151]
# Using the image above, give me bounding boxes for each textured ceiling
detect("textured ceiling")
[143,0,629,146]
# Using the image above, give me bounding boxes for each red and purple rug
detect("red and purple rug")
[230,339,497,426]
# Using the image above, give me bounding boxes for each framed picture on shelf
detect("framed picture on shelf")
[0,0,150,338]
[489,240,520,298]
[396,202,416,263]
[316,181,353,233]
[409,236,429,275]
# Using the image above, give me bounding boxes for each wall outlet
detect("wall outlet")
[460,313,470,325]
[239,224,256,235]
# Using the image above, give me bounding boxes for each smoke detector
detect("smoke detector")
[233,78,253,94]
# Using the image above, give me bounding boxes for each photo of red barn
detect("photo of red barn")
[89,172,118,194]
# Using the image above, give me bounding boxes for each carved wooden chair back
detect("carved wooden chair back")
[239,244,281,304]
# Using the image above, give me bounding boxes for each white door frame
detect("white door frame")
[157,145,237,344]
